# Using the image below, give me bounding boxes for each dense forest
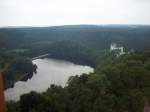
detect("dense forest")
[0,50,37,89]
[0,25,150,50]
[6,52,150,112]
[0,25,150,112]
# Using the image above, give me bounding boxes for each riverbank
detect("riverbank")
[6,52,150,112]
[2,55,37,89]
[47,55,96,68]
[5,58,94,101]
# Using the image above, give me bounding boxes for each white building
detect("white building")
[110,43,125,57]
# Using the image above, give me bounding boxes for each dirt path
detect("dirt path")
[0,73,5,112]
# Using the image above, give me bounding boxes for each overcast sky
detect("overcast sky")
[0,0,150,27]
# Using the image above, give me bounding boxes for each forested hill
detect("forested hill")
[1,25,150,112]
[7,52,150,112]
[0,25,150,50]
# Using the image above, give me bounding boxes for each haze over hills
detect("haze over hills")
[0,25,150,51]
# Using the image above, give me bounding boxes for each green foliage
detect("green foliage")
[1,25,150,51]
[0,51,37,89]
[2,25,150,112]
[6,53,150,112]
[20,91,43,112]
[6,101,20,112]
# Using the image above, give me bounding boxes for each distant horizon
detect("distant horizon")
[1,0,150,27]
[1,24,150,28]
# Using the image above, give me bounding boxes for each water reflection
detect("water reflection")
[5,58,94,101]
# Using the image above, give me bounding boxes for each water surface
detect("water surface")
[5,58,94,101]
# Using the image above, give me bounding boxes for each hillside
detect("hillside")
[6,52,150,112]
[0,25,150,50]
[1,25,150,112]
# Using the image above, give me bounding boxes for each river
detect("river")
[4,58,94,101]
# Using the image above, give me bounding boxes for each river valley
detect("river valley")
[4,58,94,101]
